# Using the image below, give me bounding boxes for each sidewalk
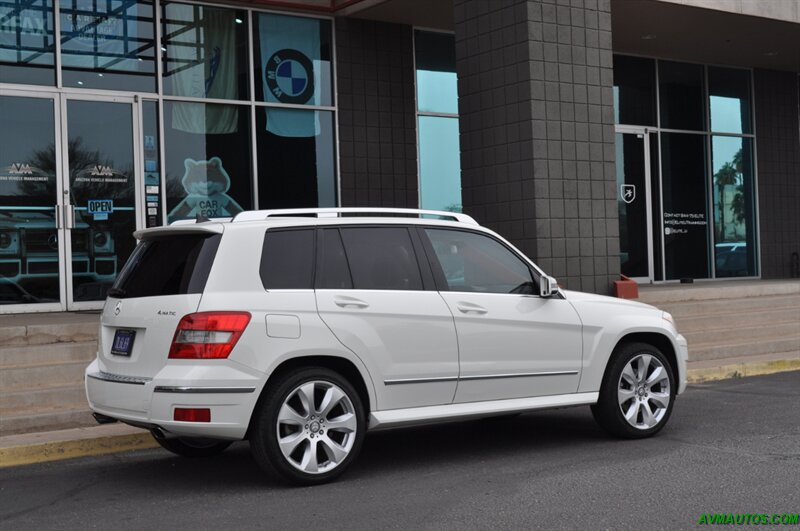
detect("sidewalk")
[2,351,798,469]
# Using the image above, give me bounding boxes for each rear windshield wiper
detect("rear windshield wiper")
[107,287,126,298]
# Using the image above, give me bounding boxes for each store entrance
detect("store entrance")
[615,126,659,283]
[0,91,141,311]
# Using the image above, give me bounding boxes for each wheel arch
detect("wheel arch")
[604,332,679,388]
[246,355,373,438]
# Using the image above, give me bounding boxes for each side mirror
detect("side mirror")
[539,275,560,298]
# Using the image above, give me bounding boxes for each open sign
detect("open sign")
[88,199,113,220]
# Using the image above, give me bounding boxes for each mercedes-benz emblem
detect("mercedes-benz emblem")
[114,301,122,316]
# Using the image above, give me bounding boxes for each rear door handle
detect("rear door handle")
[456,302,488,315]
[334,296,369,309]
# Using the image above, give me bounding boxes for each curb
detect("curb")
[1,362,798,469]
[686,356,800,384]
[0,429,157,469]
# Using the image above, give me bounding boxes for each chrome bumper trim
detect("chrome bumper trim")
[153,386,256,394]
[87,371,152,386]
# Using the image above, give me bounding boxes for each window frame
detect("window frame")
[259,226,317,291]
[415,226,543,296]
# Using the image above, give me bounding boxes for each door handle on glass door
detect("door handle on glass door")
[333,296,370,309]
[456,302,488,315]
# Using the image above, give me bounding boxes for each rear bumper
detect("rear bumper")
[85,359,262,440]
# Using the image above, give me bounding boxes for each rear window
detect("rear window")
[260,229,315,289]
[110,233,221,299]
[339,227,423,291]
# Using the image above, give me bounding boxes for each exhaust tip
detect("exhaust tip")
[92,412,118,425]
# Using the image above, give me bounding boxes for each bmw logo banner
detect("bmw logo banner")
[259,14,322,138]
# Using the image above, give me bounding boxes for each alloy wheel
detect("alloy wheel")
[617,353,671,430]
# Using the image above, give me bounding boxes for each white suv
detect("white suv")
[85,208,688,485]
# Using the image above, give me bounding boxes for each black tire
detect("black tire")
[591,341,676,439]
[250,367,366,486]
[151,431,233,458]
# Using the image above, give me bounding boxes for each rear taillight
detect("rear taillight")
[168,311,251,359]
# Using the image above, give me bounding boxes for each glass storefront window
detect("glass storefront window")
[613,55,656,126]
[161,3,248,101]
[0,0,55,85]
[658,60,705,131]
[59,0,156,91]
[415,30,457,115]
[256,108,336,209]
[660,132,710,280]
[253,13,333,107]
[142,100,162,228]
[709,66,752,135]
[711,136,756,277]
[163,101,252,223]
[419,116,461,212]
[0,96,59,304]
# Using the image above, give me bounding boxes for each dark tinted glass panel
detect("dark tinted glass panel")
[0,95,59,304]
[260,229,314,289]
[649,134,663,281]
[613,55,656,126]
[256,108,336,209]
[712,136,756,277]
[66,100,138,301]
[660,133,709,280]
[0,0,55,85]
[253,13,333,107]
[60,0,156,91]
[142,100,162,228]
[162,3,248,101]
[415,30,457,114]
[340,227,422,291]
[318,229,351,289]
[658,61,705,131]
[616,133,648,278]
[111,234,221,298]
[709,66,752,134]
[424,229,534,294]
[163,101,252,223]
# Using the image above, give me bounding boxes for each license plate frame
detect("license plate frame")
[111,329,136,357]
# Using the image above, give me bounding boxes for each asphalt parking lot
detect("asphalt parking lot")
[1,371,798,530]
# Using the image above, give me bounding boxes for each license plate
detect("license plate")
[111,329,136,357]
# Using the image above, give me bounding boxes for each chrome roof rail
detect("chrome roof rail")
[231,208,478,225]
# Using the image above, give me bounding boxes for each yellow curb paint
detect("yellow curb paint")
[0,433,158,468]
[687,358,800,384]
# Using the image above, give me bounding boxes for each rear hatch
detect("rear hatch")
[98,226,223,378]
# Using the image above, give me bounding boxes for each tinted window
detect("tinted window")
[425,229,534,294]
[708,66,752,134]
[111,233,221,298]
[339,227,422,291]
[613,55,656,126]
[318,229,352,289]
[658,61,705,131]
[260,229,314,289]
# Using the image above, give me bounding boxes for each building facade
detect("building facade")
[0,0,798,312]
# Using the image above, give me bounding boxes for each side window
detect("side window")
[318,229,353,289]
[424,229,535,294]
[260,229,315,289]
[339,227,423,291]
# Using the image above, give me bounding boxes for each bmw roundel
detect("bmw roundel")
[265,49,314,104]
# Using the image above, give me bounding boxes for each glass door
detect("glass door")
[0,92,64,311]
[62,95,141,308]
[615,127,655,282]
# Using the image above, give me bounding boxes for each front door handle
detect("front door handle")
[456,302,488,315]
[334,296,369,309]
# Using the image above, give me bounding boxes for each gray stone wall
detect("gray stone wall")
[335,18,418,208]
[754,69,800,279]
[453,0,620,294]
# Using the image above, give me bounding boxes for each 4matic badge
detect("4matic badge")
[265,49,314,105]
